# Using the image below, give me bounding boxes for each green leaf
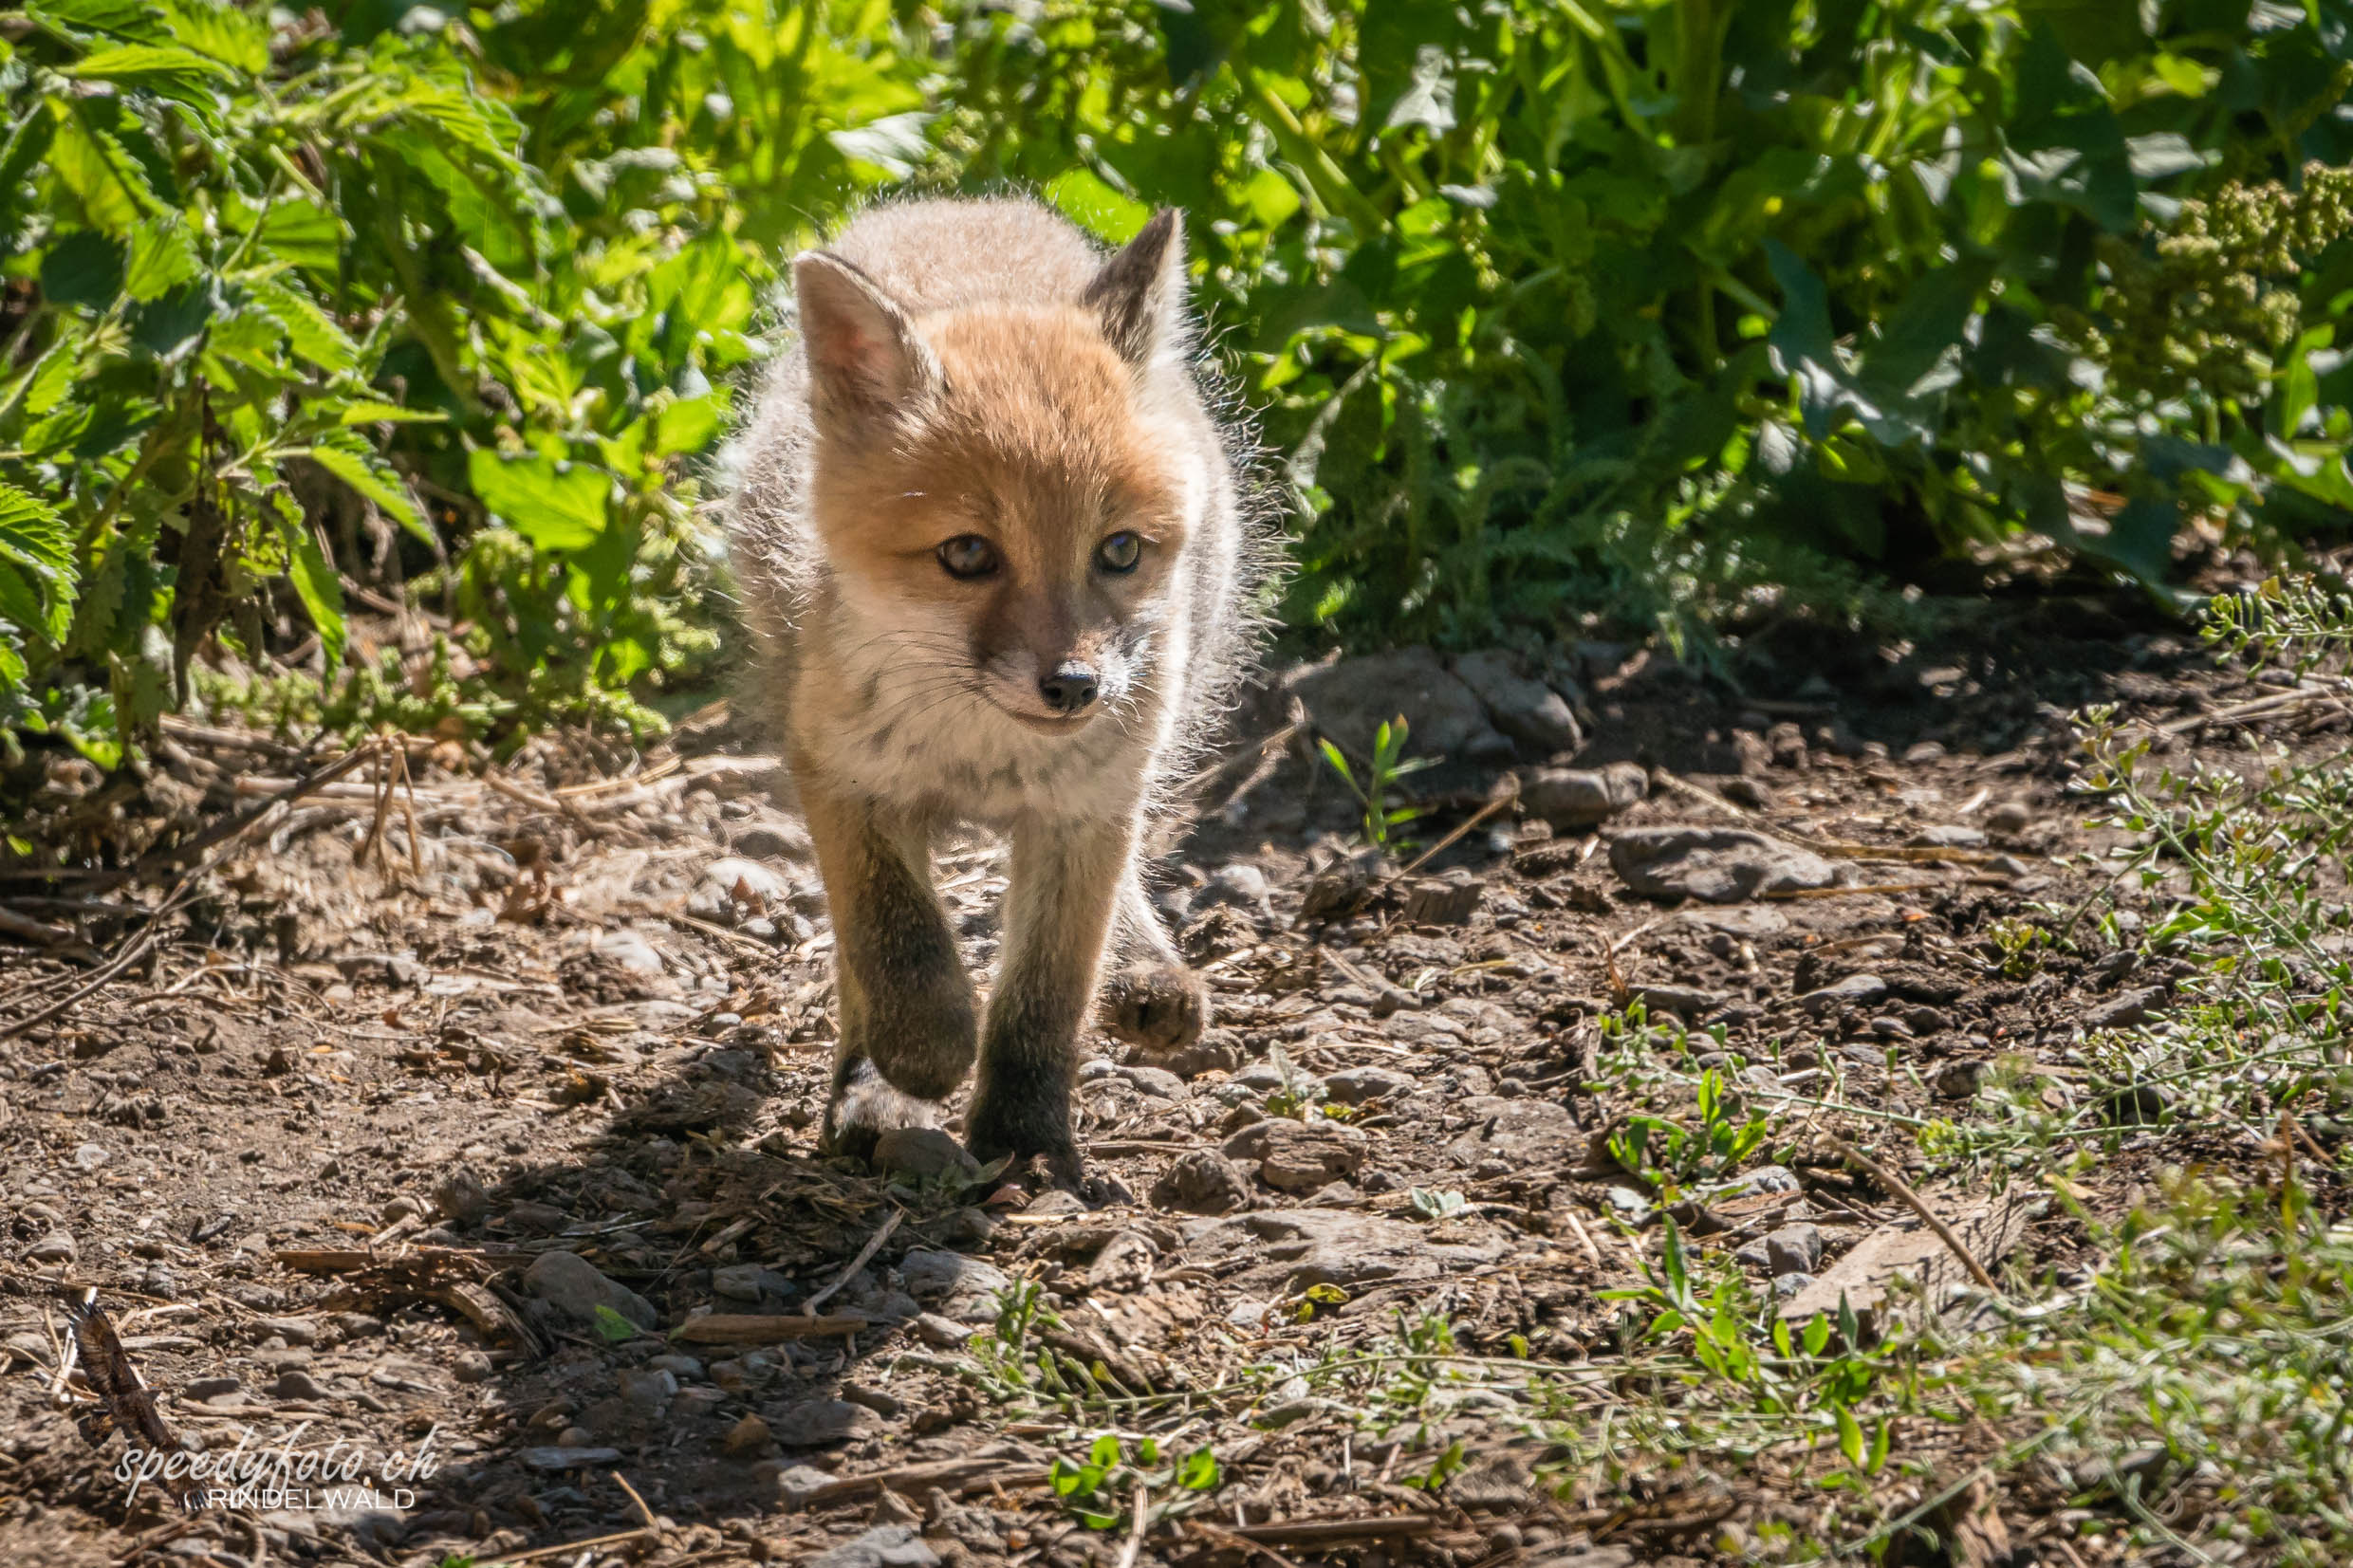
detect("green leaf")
[0,484,79,644]
[282,515,347,673]
[468,451,609,552]
[122,212,200,301]
[590,1304,638,1343]
[1835,1405,1866,1468]
[301,438,432,542]
[246,275,360,372]
[1177,1448,1219,1492]
[1045,167,1151,245]
[68,42,236,101]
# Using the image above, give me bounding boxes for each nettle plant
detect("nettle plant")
[0,0,930,764]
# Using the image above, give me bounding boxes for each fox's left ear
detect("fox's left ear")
[1084,209,1187,370]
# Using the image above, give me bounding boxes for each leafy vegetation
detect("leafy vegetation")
[5,0,2352,763]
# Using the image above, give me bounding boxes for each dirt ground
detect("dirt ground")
[0,587,2334,1568]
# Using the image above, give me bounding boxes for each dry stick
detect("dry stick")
[1,744,381,1042]
[1652,769,2013,865]
[609,1470,659,1531]
[396,744,425,877]
[1819,1131,2002,1295]
[473,1526,654,1567]
[804,1208,901,1313]
[132,740,380,880]
[1395,775,1521,880]
[2156,677,2348,736]
[0,907,73,946]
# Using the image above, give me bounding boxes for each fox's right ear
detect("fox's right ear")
[793,251,938,426]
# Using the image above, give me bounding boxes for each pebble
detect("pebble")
[1610,826,1839,903]
[1150,1151,1256,1216]
[1520,763,1648,830]
[523,1446,622,1470]
[524,1250,659,1331]
[27,1231,76,1264]
[704,857,790,903]
[452,1352,494,1385]
[808,1525,939,1568]
[1799,972,1889,1015]
[908,1312,972,1348]
[620,1368,677,1417]
[770,1397,884,1447]
[2085,987,2165,1030]
[594,929,666,975]
[1323,1066,1415,1104]
[272,1370,327,1401]
[897,1249,1012,1323]
[1454,651,1584,756]
[872,1127,980,1184]
[1986,800,2031,836]
[1907,823,1986,849]
[723,1413,775,1456]
[646,1353,704,1379]
[433,1166,490,1225]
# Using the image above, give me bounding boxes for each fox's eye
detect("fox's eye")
[1095,531,1142,574]
[936,535,999,580]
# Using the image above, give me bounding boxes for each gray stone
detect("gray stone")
[1986,801,2031,837]
[524,1250,658,1331]
[1609,826,1839,902]
[770,1463,842,1507]
[1454,651,1583,756]
[1633,984,1724,1021]
[1908,824,1988,850]
[646,1353,703,1379]
[2085,987,2166,1031]
[1086,1230,1158,1293]
[907,1312,973,1348]
[1150,1151,1255,1215]
[1293,646,1513,763]
[808,1525,940,1568]
[27,1230,76,1264]
[704,856,791,903]
[432,1166,488,1225]
[1324,1066,1416,1104]
[1521,763,1648,829]
[1113,1063,1186,1099]
[1221,1120,1366,1191]
[594,929,666,976]
[1445,1097,1584,1169]
[620,1368,677,1417]
[522,1446,622,1469]
[897,1248,1012,1323]
[272,1370,327,1401]
[771,1397,885,1448]
[873,1127,981,1184]
[1799,972,1889,1016]
[1184,1207,1510,1293]
[1200,863,1271,914]
[1764,1224,1823,1276]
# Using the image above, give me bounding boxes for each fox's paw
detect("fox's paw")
[1100,965,1210,1054]
[820,1058,941,1164]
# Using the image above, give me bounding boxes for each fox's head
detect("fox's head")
[791,211,1201,736]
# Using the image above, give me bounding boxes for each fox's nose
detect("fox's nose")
[1038,661,1099,715]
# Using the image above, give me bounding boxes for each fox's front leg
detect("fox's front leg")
[965,816,1128,1186]
[797,769,976,1159]
[1099,866,1211,1054]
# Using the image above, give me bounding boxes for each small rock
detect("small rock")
[1772,1272,1813,1300]
[729,821,812,860]
[523,1446,622,1469]
[1986,800,2032,837]
[808,1524,940,1568]
[2103,1083,2172,1126]
[1399,872,1483,926]
[647,1353,704,1379]
[2085,987,2166,1031]
[272,1370,327,1401]
[594,929,666,976]
[1454,651,1583,756]
[713,1264,798,1302]
[1295,646,1514,763]
[770,1463,845,1508]
[1908,824,1987,850]
[1603,1187,1653,1224]
[1609,826,1838,903]
[185,1375,241,1401]
[705,856,791,904]
[1764,1224,1823,1276]
[1199,863,1272,915]
[1633,984,1724,1022]
[432,1166,489,1226]
[1934,1060,1990,1099]
[1799,972,1889,1016]
[1086,1231,1158,1294]
[772,1397,884,1447]
[26,1231,76,1264]
[1324,1066,1415,1104]
[1520,763,1648,830]
[907,1313,972,1348]
[259,1317,319,1347]
[620,1368,677,1417]
[897,1249,1012,1323]
[1902,741,1947,764]
[506,1200,569,1233]
[1112,1063,1185,1099]
[1222,1120,1366,1191]
[524,1250,658,1331]
[724,1413,775,1456]
[1150,1151,1255,1215]
[872,1127,981,1184]
[74,1143,109,1171]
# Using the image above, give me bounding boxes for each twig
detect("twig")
[0,907,74,946]
[474,1526,654,1566]
[1114,1482,1149,1568]
[805,1208,901,1312]
[1396,775,1520,880]
[1819,1132,2001,1294]
[132,740,380,880]
[610,1470,659,1531]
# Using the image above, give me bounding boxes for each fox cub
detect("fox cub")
[732,196,1262,1187]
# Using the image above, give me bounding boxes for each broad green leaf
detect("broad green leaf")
[282,513,347,673]
[0,484,78,643]
[122,212,200,301]
[302,439,432,542]
[468,450,609,552]
[1046,167,1151,245]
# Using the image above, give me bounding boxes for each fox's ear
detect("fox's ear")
[1084,209,1187,370]
[793,251,937,425]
